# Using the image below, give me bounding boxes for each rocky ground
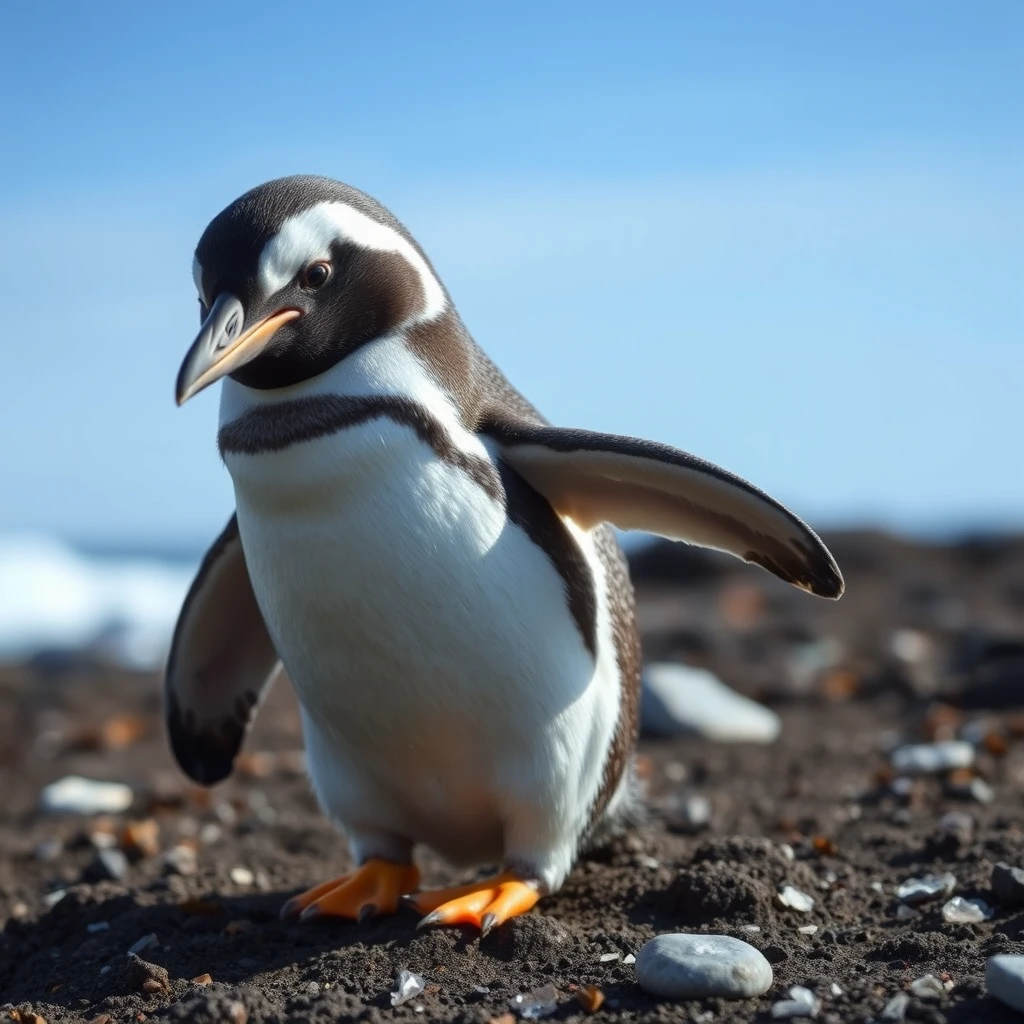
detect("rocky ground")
[3,531,1024,1023]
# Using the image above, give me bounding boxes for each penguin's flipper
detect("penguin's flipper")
[486,422,843,599]
[164,514,281,785]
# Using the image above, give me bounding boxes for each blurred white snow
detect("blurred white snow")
[0,534,194,669]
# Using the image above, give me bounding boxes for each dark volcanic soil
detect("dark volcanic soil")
[3,531,1024,1023]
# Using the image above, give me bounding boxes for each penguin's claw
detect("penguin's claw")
[409,875,541,932]
[281,859,420,922]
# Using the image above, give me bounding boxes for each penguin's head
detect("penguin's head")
[176,176,447,404]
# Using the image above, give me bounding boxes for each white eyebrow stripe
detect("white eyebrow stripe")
[257,201,447,322]
[192,256,205,304]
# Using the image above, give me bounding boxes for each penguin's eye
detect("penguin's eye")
[300,260,332,291]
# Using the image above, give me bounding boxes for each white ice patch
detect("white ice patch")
[0,534,194,669]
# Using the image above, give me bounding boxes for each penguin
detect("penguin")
[166,175,843,933]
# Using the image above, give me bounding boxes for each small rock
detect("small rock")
[909,974,946,999]
[797,924,818,935]
[199,823,223,845]
[229,867,254,886]
[890,741,974,775]
[635,933,773,1000]
[390,969,426,1008]
[640,663,781,743]
[598,952,620,962]
[941,895,992,923]
[86,921,111,934]
[84,848,128,882]
[191,974,213,986]
[128,933,160,956]
[937,810,974,842]
[988,955,1024,1013]
[40,776,133,815]
[302,981,320,997]
[967,778,995,803]
[121,820,160,859]
[896,872,956,904]
[125,953,170,995]
[992,863,1024,907]
[778,886,815,913]
[227,1002,247,1024]
[575,985,604,1013]
[622,953,636,965]
[33,839,63,863]
[771,985,821,1018]
[163,844,198,876]
[674,793,712,831]
[509,983,558,1019]
[880,991,910,1020]
[43,889,67,908]
[829,983,842,997]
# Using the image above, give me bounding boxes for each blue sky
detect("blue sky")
[1,1,1021,546]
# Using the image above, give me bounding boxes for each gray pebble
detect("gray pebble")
[880,991,909,1020]
[86,848,128,882]
[890,740,973,775]
[635,933,773,1000]
[987,955,1024,1013]
[128,933,160,956]
[992,863,1024,907]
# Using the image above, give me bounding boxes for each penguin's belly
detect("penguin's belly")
[227,417,611,864]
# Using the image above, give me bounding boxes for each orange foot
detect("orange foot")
[281,858,420,923]
[407,871,541,935]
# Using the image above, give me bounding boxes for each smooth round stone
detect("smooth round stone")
[636,933,774,1000]
[987,955,1024,1013]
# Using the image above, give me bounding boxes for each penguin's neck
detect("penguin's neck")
[219,329,469,437]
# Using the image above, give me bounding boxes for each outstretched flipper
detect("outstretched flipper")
[164,515,280,784]
[484,422,844,599]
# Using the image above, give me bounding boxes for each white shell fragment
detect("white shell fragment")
[890,741,974,775]
[987,955,1024,1014]
[640,663,781,743]
[880,991,910,1020]
[896,872,956,904]
[909,974,948,999]
[771,985,821,1019]
[778,886,815,913]
[635,933,773,1000]
[390,969,426,1007]
[40,775,133,815]
[509,983,558,1019]
[941,896,992,923]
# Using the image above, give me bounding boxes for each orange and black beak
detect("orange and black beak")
[175,293,301,405]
